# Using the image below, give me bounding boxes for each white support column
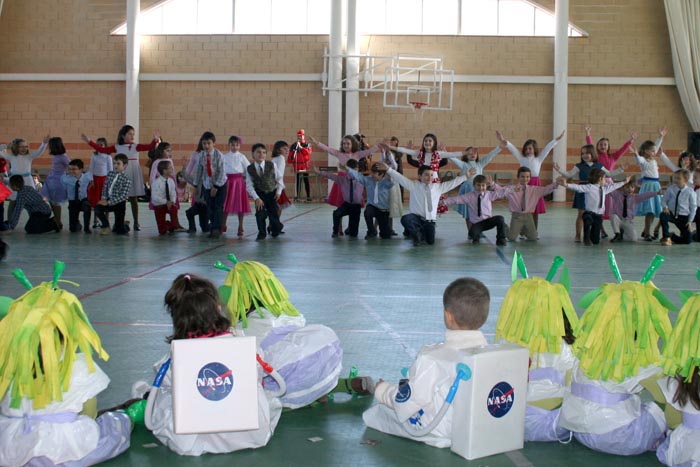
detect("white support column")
[345,0,360,136]
[328,0,344,183]
[552,0,568,202]
[126,0,141,137]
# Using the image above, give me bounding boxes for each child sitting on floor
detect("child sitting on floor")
[0,263,131,467]
[362,277,491,447]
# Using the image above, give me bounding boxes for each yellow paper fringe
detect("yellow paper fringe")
[661,294,700,381]
[222,261,299,327]
[496,277,579,359]
[574,281,672,382]
[0,282,108,409]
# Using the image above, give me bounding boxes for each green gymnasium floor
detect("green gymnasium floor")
[1,201,692,467]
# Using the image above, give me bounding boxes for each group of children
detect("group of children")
[2,252,698,466]
[2,125,700,248]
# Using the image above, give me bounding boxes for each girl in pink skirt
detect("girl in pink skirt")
[222,135,251,236]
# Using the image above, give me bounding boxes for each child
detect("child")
[0,135,49,191]
[147,141,186,232]
[3,175,59,234]
[151,160,184,235]
[659,168,696,245]
[443,174,508,245]
[82,125,160,231]
[288,129,313,201]
[0,264,131,466]
[608,178,659,242]
[41,136,71,229]
[347,162,396,239]
[315,159,365,238]
[557,169,630,245]
[656,282,700,467]
[584,124,636,172]
[555,144,622,242]
[363,277,491,447]
[175,170,189,204]
[449,137,505,227]
[245,143,284,241]
[271,140,292,213]
[191,131,227,239]
[144,273,282,456]
[309,134,378,233]
[631,136,664,240]
[380,148,403,235]
[182,151,209,234]
[222,135,251,236]
[496,254,578,442]
[498,129,565,228]
[86,137,113,227]
[503,167,558,242]
[95,153,132,235]
[61,158,93,233]
[379,162,466,246]
[559,254,670,455]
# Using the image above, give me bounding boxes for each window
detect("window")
[112,0,585,37]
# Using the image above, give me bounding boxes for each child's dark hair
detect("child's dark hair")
[517,167,531,177]
[370,162,387,175]
[345,159,359,169]
[679,151,696,171]
[272,140,288,157]
[587,167,605,184]
[421,133,438,153]
[443,277,490,329]
[228,135,241,146]
[9,175,24,190]
[473,174,487,185]
[251,143,266,154]
[522,139,539,157]
[157,160,171,176]
[164,273,231,342]
[114,153,129,165]
[672,370,700,411]
[581,144,598,163]
[69,159,84,170]
[48,137,66,156]
[417,165,432,176]
[148,141,170,168]
[353,133,368,150]
[94,137,108,155]
[197,131,216,151]
[117,125,135,145]
[638,140,656,159]
[562,309,575,345]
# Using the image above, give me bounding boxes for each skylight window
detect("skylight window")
[112,0,585,38]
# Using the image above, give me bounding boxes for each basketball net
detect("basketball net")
[410,101,427,123]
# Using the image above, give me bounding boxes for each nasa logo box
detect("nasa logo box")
[172,336,259,434]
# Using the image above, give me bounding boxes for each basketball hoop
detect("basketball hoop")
[410,101,428,122]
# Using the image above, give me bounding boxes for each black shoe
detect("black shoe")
[208,230,221,239]
[134,223,141,231]
[391,230,398,236]
[331,232,338,238]
[496,238,507,246]
[344,228,350,235]
[365,233,377,240]
[601,231,609,239]
[84,227,92,234]
[256,233,266,241]
[610,233,623,242]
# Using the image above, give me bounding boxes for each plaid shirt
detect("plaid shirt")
[9,186,51,229]
[101,171,132,205]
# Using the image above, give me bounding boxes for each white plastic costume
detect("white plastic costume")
[147,340,283,456]
[656,377,700,467]
[239,309,343,409]
[525,342,576,442]
[363,330,487,448]
[559,362,667,455]
[0,354,130,467]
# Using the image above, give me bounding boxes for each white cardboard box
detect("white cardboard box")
[450,343,529,460]
[171,336,259,434]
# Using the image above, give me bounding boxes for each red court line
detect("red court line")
[78,206,323,301]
